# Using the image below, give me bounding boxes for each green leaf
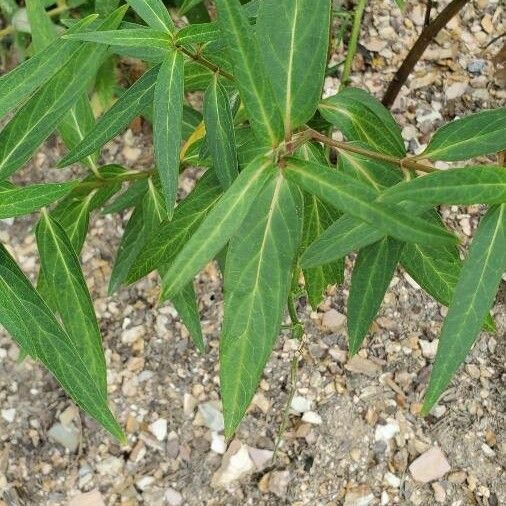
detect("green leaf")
[109,180,166,294]
[26,0,55,50]
[101,180,149,215]
[36,211,107,396]
[127,170,222,284]
[179,0,204,15]
[221,172,303,438]
[381,166,506,206]
[167,281,205,353]
[257,0,331,135]
[65,28,173,50]
[154,50,184,215]
[203,76,239,189]
[422,204,506,414]
[0,245,124,442]
[302,195,344,309]
[285,158,457,247]
[160,156,274,300]
[215,0,283,146]
[393,0,405,9]
[0,7,127,181]
[175,22,220,46]
[0,15,97,119]
[348,238,403,354]
[59,65,160,167]
[319,87,406,156]
[421,108,506,161]
[126,0,175,33]
[0,182,78,219]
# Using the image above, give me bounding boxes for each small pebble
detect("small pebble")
[149,418,168,442]
[301,411,322,425]
[409,446,451,483]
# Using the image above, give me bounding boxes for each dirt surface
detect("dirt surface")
[0,1,505,505]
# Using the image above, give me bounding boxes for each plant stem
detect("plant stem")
[177,45,234,81]
[307,128,436,173]
[340,0,367,89]
[0,4,70,40]
[382,0,470,108]
[76,169,153,191]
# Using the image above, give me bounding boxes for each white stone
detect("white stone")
[322,309,346,332]
[384,472,401,488]
[1,408,16,423]
[374,420,400,442]
[344,485,375,506]
[212,440,255,487]
[409,446,451,483]
[164,488,183,506]
[149,418,168,441]
[198,402,224,432]
[68,490,105,506]
[247,447,273,471]
[96,456,124,476]
[345,356,381,377]
[420,339,438,359]
[48,422,80,452]
[301,411,322,425]
[136,476,155,491]
[445,82,468,100]
[211,432,227,454]
[290,395,312,413]
[121,325,145,344]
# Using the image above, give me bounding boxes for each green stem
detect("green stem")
[76,169,153,191]
[177,45,234,81]
[340,0,367,89]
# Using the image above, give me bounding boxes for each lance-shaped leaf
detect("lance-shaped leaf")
[257,0,331,135]
[26,0,98,171]
[221,173,303,438]
[421,108,506,161]
[0,7,127,181]
[215,0,283,146]
[65,28,172,50]
[348,238,404,354]
[0,15,97,119]
[0,245,124,441]
[422,204,506,415]
[36,211,107,396]
[319,88,405,157]
[204,77,239,189]
[161,156,274,300]
[0,182,78,219]
[109,180,166,294]
[154,50,184,215]
[179,0,204,15]
[381,166,506,206]
[400,240,495,333]
[175,22,220,46]
[59,65,160,167]
[285,158,456,247]
[127,0,175,33]
[127,170,222,284]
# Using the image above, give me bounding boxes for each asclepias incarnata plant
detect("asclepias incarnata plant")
[0,0,505,443]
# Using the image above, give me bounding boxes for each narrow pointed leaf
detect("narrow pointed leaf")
[348,238,403,354]
[203,77,239,189]
[175,22,220,46]
[109,180,166,294]
[127,170,222,284]
[0,7,127,181]
[215,0,283,146]
[154,50,184,214]
[59,65,160,167]
[101,180,149,215]
[257,0,331,135]
[221,173,303,438]
[422,204,506,414]
[0,182,78,219]
[179,0,204,15]
[36,212,107,396]
[381,166,506,206]
[126,0,175,33]
[421,108,506,161]
[319,88,405,156]
[65,28,172,50]
[0,15,97,118]
[0,246,124,441]
[285,158,456,247]
[161,156,274,300]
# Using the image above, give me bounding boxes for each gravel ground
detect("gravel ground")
[1,1,505,505]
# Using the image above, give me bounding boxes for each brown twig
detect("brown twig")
[382,0,470,108]
[424,0,433,27]
[307,129,437,173]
